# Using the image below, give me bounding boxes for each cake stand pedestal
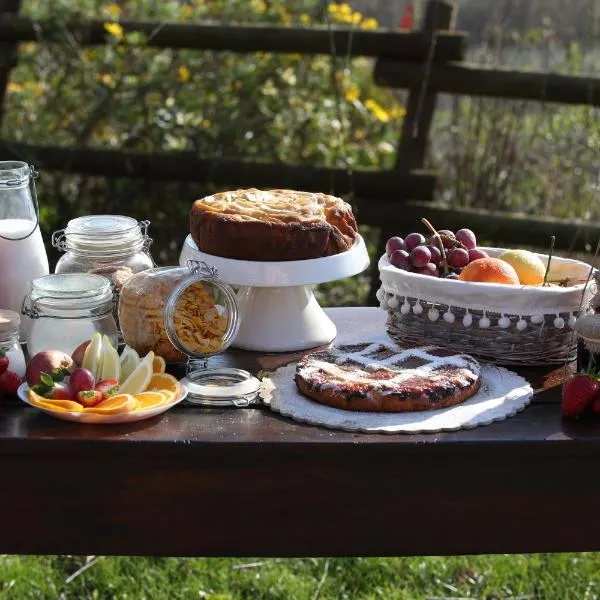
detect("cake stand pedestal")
[179,235,370,352]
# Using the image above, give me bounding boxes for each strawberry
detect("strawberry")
[562,374,600,417]
[50,383,74,401]
[77,389,103,407]
[94,379,119,400]
[0,351,8,375]
[0,371,22,396]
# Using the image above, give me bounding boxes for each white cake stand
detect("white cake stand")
[179,235,370,352]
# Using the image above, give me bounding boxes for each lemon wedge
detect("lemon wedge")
[118,351,154,395]
[82,332,103,380]
[98,335,121,382]
[119,345,140,384]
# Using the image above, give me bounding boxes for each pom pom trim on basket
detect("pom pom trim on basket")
[377,248,597,366]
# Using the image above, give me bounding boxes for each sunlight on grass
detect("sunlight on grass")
[1,555,600,599]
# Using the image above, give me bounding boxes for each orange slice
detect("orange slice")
[152,355,166,374]
[147,373,180,394]
[28,391,84,413]
[133,391,166,411]
[159,390,176,405]
[83,393,137,415]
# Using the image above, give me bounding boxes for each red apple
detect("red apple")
[26,350,74,387]
[71,340,91,368]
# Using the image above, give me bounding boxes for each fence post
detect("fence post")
[0,0,22,129]
[367,0,457,306]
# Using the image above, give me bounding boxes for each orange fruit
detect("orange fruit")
[152,355,166,374]
[458,257,520,285]
[83,393,137,414]
[133,391,167,411]
[28,390,83,413]
[147,373,180,395]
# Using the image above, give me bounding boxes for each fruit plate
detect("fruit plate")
[16,382,188,424]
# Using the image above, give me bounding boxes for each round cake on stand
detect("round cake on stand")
[179,235,370,352]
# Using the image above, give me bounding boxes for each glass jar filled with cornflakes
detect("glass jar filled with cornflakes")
[118,261,259,405]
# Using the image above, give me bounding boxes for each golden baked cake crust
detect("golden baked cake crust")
[189,188,358,261]
[295,342,482,412]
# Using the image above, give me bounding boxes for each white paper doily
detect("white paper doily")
[260,364,533,434]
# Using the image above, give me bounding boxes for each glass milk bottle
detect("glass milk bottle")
[0,162,49,339]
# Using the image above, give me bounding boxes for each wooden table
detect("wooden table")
[1,307,598,558]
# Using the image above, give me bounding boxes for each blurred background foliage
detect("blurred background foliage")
[2,0,600,306]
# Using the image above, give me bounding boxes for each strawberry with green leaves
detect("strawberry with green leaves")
[562,373,600,417]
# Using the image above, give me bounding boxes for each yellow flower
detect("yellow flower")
[299,13,311,24]
[338,3,352,15]
[250,0,267,14]
[390,106,407,119]
[105,3,122,17]
[180,5,194,19]
[350,12,362,25]
[104,22,124,40]
[84,48,97,61]
[96,73,115,87]
[178,65,191,83]
[202,118,211,128]
[275,5,291,24]
[361,17,378,30]
[7,82,23,93]
[328,3,340,15]
[344,85,360,102]
[365,98,390,122]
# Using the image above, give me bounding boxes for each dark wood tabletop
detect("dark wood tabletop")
[1,307,599,558]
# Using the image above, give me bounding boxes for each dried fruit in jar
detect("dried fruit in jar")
[173,281,227,355]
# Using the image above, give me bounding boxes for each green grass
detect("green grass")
[1,554,600,599]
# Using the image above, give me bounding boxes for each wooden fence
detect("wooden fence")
[1,0,600,303]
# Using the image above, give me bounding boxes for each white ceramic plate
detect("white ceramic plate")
[17,382,188,424]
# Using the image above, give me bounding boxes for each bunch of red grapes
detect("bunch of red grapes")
[385,228,489,279]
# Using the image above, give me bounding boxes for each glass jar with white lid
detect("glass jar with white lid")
[52,215,154,287]
[0,309,26,378]
[22,273,118,357]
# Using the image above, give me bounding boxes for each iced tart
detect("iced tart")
[295,342,482,412]
[189,188,358,261]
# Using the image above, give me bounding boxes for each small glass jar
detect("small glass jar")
[120,261,259,406]
[0,309,26,378]
[52,215,154,290]
[22,273,118,357]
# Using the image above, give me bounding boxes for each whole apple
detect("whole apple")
[26,350,74,387]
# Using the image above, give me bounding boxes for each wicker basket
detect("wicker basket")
[377,248,596,366]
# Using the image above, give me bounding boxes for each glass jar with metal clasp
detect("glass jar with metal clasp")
[22,273,118,358]
[163,261,260,407]
[52,214,154,288]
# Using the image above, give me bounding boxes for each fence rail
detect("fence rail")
[0,15,466,61]
[0,142,437,201]
[375,59,600,106]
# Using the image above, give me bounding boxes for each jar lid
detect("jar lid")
[53,215,149,256]
[181,368,260,407]
[0,309,20,337]
[32,273,112,299]
[26,273,114,315]
[164,261,253,407]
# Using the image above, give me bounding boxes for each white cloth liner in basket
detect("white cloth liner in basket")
[378,247,596,329]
